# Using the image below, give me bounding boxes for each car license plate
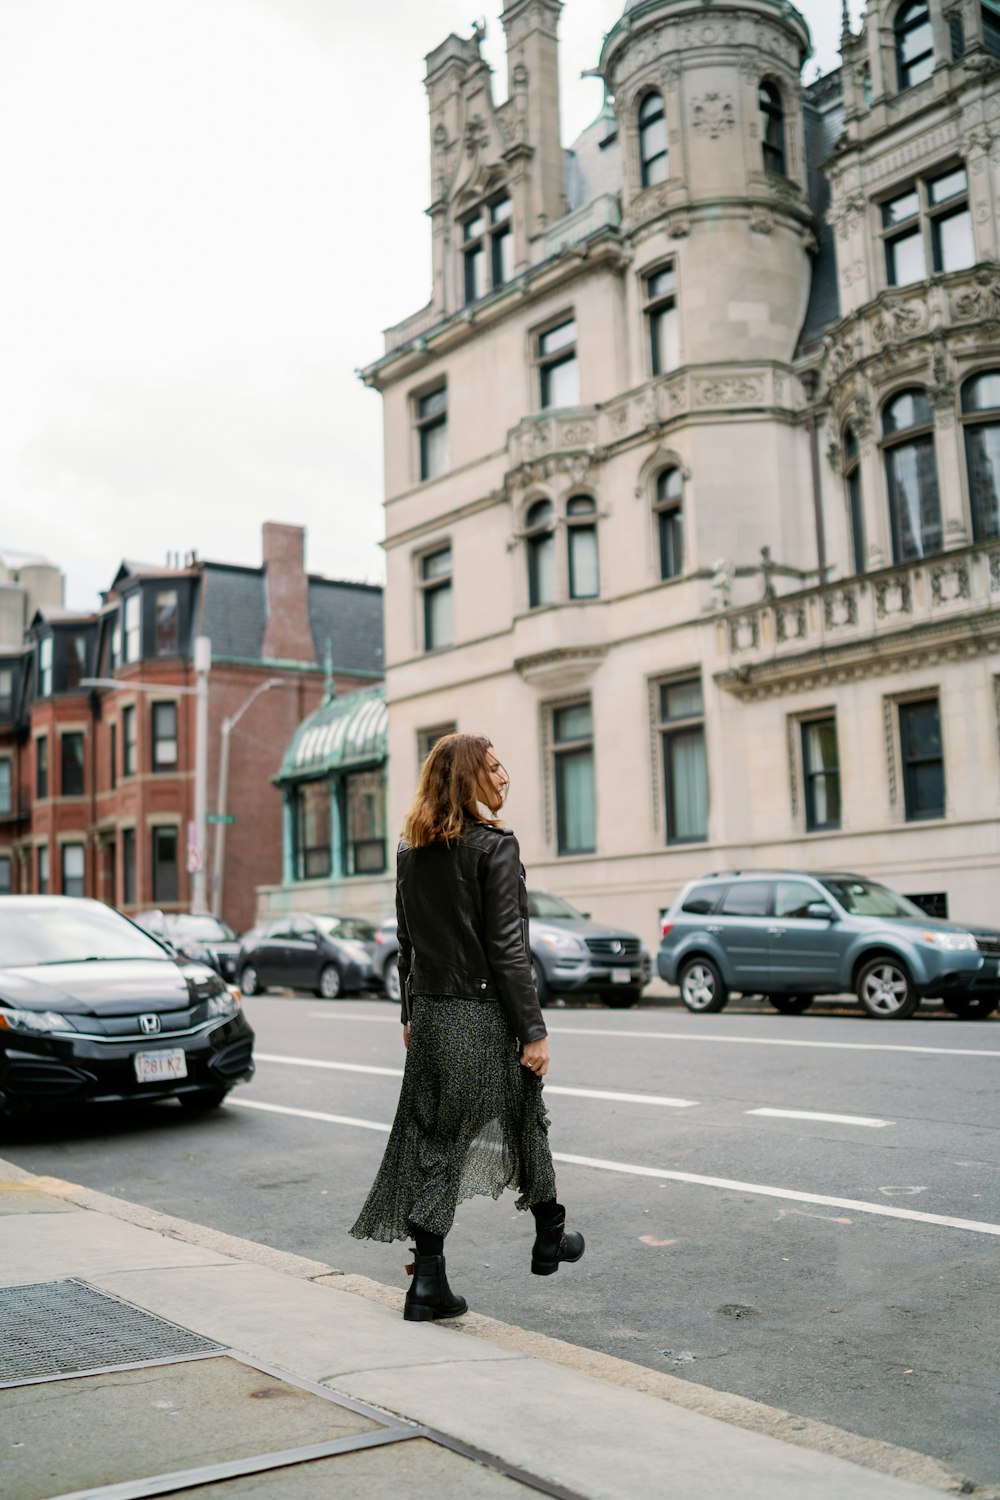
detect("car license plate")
[611,967,631,984]
[134,1049,188,1084]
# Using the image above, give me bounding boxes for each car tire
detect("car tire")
[602,988,641,1009]
[239,963,264,997]
[178,1088,229,1111]
[530,957,551,1009]
[768,994,815,1015]
[679,957,729,1013]
[940,992,1000,1020]
[383,961,401,1004]
[317,963,343,1000]
[855,957,919,1019]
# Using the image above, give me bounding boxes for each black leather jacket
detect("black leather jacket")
[396,820,546,1045]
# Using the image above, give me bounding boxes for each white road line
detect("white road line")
[227,1099,1000,1238]
[746,1108,892,1128]
[302,1013,1000,1059]
[255,1053,699,1109]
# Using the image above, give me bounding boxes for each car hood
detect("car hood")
[863,915,991,937]
[0,959,222,1016]
[529,916,643,942]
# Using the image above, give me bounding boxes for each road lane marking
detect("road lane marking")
[255,1053,700,1109]
[302,1014,1000,1059]
[228,1099,1000,1238]
[746,1108,893,1128]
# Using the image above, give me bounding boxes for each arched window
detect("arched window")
[882,390,942,560]
[525,499,556,609]
[843,426,866,573]
[759,82,785,176]
[961,371,1000,540]
[896,1,934,90]
[638,92,668,188]
[653,469,684,580]
[566,496,599,599]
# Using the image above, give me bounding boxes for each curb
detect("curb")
[3,1156,993,1497]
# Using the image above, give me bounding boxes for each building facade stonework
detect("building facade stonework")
[363,0,1000,947]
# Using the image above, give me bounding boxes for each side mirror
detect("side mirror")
[805,902,835,921]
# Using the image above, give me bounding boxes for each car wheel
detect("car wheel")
[856,957,919,1019]
[530,957,551,1008]
[940,992,999,1020]
[239,963,264,997]
[178,1088,229,1111]
[383,961,401,1004]
[679,957,729,1013]
[317,963,343,1000]
[768,994,815,1015]
[602,988,641,1009]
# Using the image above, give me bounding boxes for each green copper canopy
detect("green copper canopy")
[275,686,387,783]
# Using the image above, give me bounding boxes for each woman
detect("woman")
[350,733,584,1321]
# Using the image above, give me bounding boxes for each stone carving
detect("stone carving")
[872,296,925,346]
[668,215,692,239]
[750,207,774,235]
[776,603,807,642]
[559,420,597,446]
[831,192,866,240]
[874,576,913,619]
[692,93,736,139]
[883,697,897,807]
[930,561,971,604]
[695,377,764,406]
[952,268,1000,327]
[823,589,859,628]
[712,558,734,611]
[826,440,843,475]
[729,612,760,652]
[464,115,489,157]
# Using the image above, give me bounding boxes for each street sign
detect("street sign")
[206,813,236,825]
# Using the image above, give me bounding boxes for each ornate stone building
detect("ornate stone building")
[362,0,1000,948]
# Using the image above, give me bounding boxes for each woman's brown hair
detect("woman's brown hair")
[402,733,505,847]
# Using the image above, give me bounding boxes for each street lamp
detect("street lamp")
[82,633,212,915]
[211,677,287,920]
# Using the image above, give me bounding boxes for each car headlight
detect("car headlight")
[340,940,373,964]
[0,1008,71,1034]
[921,930,978,952]
[205,990,238,1019]
[537,931,585,955]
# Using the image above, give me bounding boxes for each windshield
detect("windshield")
[0,902,172,967]
[169,916,237,941]
[526,891,584,920]
[314,916,376,942]
[819,879,926,919]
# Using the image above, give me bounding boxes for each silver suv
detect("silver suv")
[658,870,1000,1020]
[527,890,652,1009]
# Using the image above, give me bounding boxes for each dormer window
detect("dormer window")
[638,92,668,188]
[896,1,934,90]
[462,193,513,304]
[39,637,52,698]
[124,593,141,662]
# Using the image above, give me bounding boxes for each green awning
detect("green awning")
[275,686,387,783]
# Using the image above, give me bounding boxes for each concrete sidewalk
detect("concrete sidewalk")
[0,1157,989,1500]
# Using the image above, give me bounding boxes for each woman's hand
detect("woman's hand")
[402,1024,409,1050]
[520,1038,549,1077]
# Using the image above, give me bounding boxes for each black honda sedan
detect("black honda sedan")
[0,897,254,1114]
[238,914,376,999]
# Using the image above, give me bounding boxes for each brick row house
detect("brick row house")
[0,524,383,933]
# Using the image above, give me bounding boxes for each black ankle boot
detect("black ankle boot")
[531,1207,585,1277]
[403,1250,468,1322]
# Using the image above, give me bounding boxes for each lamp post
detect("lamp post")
[211,677,286,920]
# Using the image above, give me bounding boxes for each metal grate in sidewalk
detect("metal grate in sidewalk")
[0,1279,222,1384]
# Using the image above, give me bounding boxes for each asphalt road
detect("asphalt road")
[4,994,999,1486]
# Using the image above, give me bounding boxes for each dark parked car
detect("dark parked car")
[658,870,1000,1020]
[238,914,377,999]
[0,896,254,1113]
[134,911,242,981]
[527,890,652,1009]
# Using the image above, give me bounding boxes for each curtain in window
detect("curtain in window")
[667,728,708,841]
[556,749,595,853]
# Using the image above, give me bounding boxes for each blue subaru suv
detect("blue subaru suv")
[657,871,1000,1020]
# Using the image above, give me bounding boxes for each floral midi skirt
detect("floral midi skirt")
[349,995,557,1243]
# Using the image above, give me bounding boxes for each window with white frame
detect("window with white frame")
[657,678,708,844]
[39,637,52,697]
[124,593,141,662]
[525,499,557,609]
[61,842,85,898]
[462,194,513,303]
[152,701,178,772]
[420,546,453,652]
[880,166,974,286]
[416,386,448,482]
[638,91,668,187]
[538,318,579,409]
[653,468,684,580]
[895,0,934,90]
[552,701,595,856]
[566,496,599,600]
[645,266,678,377]
[122,704,137,777]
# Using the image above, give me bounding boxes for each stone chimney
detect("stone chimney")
[261,523,315,664]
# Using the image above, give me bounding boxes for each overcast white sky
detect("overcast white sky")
[0,0,864,613]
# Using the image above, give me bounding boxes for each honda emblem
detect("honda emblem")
[139,1014,161,1035]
